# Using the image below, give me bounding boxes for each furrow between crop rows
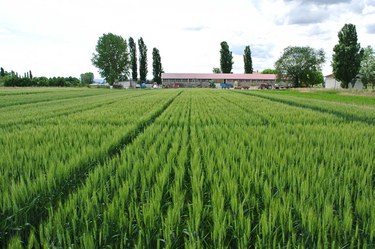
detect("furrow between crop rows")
[0,90,56,96]
[0,91,155,131]
[1,89,374,248]
[7,90,188,248]
[234,90,375,125]
[0,90,182,247]
[0,89,112,109]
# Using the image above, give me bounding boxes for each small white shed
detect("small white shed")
[325,74,363,89]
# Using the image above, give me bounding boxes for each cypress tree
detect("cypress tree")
[332,23,363,88]
[220,41,233,73]
[152,48,163,85]
[243,45,253,73]
[129,37,138,81]
[138,37,148,82]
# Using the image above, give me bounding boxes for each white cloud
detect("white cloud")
[0,0,374,78]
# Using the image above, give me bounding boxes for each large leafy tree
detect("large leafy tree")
[332,23,364,88]
[91,33,129,85]
[138,37,148,82]
[152,47,163,84]
[243,45,253,73]
[129,37,138,82]
[359,46,375,89]
[80,72,94,85]
[275,46,325,87]
[220,41,233,73]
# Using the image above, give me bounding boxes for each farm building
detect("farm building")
[89,82,110,88]
[161,73,277,88]
[113,81,132,89]
[325,74,364,89]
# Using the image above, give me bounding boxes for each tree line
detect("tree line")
[213,42,253,74]
[332,24,374,88]
[275,23,373,88]
[2,24,373,89]
[92,33,163,85]
[0,67,92,87]
[216,23,374,88]
[215,41,326,87]
[0,68,82,87]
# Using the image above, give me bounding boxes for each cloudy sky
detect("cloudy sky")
[1,0,374,79]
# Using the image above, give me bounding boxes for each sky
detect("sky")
[1,0,374,79]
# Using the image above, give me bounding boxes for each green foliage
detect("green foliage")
[220,41,233,73]
[332,23,364,88]
[0,67,5,77]
[243,45,253,73]
[275,46,325,87]
[129,37,138,81]
[0,73,9,87]
[152,47,163,84]
[359,46,375,89]
[306,70,324,86]
[34,76,49,87]
[92,33,130,85]
[212,67,221,74]
[138,37,148,82]
[3,74,81,87]
[261,69,278,74]
[80,72,94,85]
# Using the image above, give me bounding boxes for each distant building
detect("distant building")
[161,73,277,88]
[325,74,363,89]
[93,78,106,84]
[89,82,109,88]
[114,81,132,89]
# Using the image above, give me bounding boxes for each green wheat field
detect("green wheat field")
[1,88,374,248]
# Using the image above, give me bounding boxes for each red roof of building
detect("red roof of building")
[161,73,276,80]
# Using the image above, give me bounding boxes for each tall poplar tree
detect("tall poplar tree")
[243,45,253,73]
[138,37,148,82]
[152,48,163,85]
[332,23,363,88]
[220,41,233,73]
[129,37,138,82]
[0,67,5,77]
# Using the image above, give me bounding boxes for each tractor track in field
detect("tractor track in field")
[0,90,57,96]
[218,94,272,126]
[0,91,113,109]
[0,99,119,131]
[0,92,154,131]
[0,91,183,248]
[233,91,375,126]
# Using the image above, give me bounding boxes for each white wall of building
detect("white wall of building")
[325,76,363,89]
